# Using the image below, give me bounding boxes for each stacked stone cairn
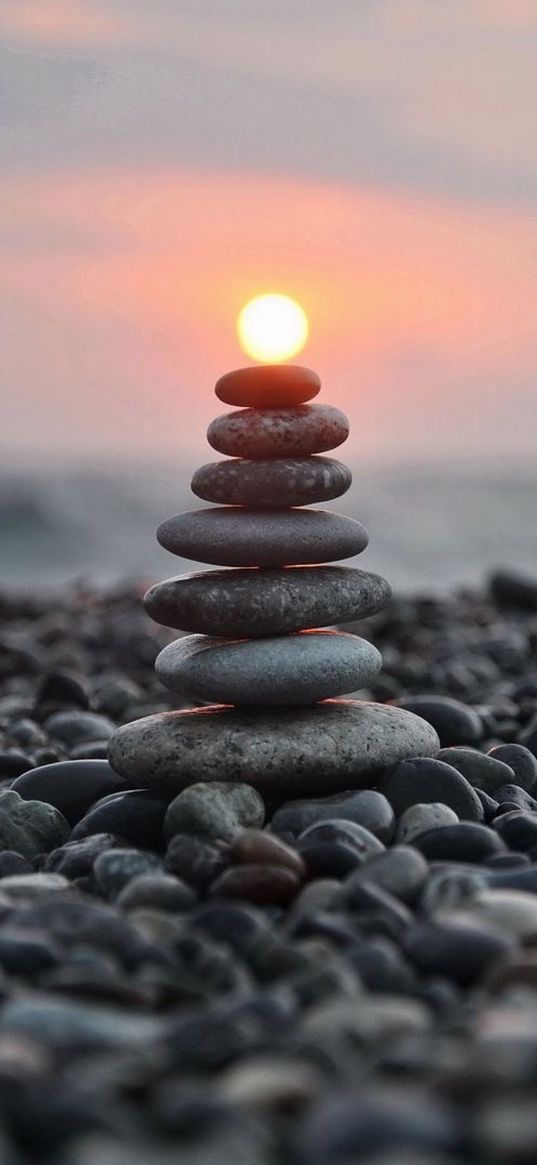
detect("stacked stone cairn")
[108,365,439,798]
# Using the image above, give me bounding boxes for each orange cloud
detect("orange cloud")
[0,1,127,46]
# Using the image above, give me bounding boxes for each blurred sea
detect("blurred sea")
[1,461,536,594]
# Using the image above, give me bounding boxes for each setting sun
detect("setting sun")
[237,293,309,363]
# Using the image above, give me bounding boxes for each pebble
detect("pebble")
[191,455,351,508]
[413,823,506,862]
[164,833,228,889]
[210,864,301,905]
[466,888,537,939]
[343,845,429,905]
[219,1053,322,1111]
[43,710,116,748]
[488,743,537,792]
[404,919,514,985]
[155,630,381,705]
[0,789,69,860]
[108,701,440,798]
[229,830,306,877]
[156,507,369,567]
[493,810,537,851]
[117,873,196,912]
[437,746,514,793]
[70,789,170,849]
[12,759,125,826]
[378,757,483,821]
[215,363,321,407]
[145,565,391,637]
[271,789,395,842]
[207,403,349,458]
[164,781,265,843]
[93,848,162,897]
[396,802,459,844]
[0,749,34,778]
[392,696,483,746]
[489,569,537,610]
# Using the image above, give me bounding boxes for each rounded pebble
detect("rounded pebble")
[207,404,349,458]
[215,364,321,407]
[192,455,351,508]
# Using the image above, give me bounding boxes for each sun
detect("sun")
[237,293,309,363]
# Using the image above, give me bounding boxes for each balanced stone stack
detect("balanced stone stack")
[108,365,439,798]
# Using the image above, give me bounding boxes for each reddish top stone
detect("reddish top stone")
[215,364,321,408]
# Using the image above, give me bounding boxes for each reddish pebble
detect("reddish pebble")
[209,863,301,905]
[215,365,321,409]
[230,829,306,878]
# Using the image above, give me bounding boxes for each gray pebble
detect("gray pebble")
[0,789,69,861]
[396,803,459,845]
[164,781,265,843]
[207,403,349,458]
[191,455,351,508]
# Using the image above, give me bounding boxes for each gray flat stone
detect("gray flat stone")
[107,701,440,797]
[191,456,351,508]
[207,404,349,458]
[157,507,368,567]
[155,631,382,705]
[215,364,321,408]
[144,565,391,636]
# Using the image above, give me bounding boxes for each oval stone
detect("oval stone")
[207,405,349,458]
[144,565,391,637]
[191,456,351,508]
[107,701,440,798]
[215,365,321,408]
[155,631,382,706]
[156,508,368,567]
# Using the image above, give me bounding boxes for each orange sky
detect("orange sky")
[1,2,536,464]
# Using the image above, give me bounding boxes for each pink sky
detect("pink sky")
[1,1,536,463]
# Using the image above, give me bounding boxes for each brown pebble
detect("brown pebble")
[230,829,306,878]
[215,365,321,408]
[209,863,301,905]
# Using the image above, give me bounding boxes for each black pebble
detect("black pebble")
[391,695,483,746]
[71,789,170,850]
[378,757,483,821]
[412,822,506,862]
[12,760,125,826]
[488,743,537,792]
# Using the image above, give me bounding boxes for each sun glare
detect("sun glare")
[237,293,309,363]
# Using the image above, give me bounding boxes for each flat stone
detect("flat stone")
[191,455,351,508]
[155,631,382,705]
[144,565,391,637]
[11,760,125,826]
[157,507,367,567]
[107,700,439,798]
[207,404,349,458]
[378,757,484,821]
[392,695,483,747]
[215,364,321,408]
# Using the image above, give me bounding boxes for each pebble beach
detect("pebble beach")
[0,567,537,1164]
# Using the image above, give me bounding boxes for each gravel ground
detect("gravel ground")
[0,571,537,1163]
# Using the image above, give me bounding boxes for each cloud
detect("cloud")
[0,1,127,47]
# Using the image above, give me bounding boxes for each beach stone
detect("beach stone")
[108,701,440,798]
[488,744,537,793]
[396,803,459,845]
[215,363,321,407]
[378,758,483,821]
[493,810,537,852]
[164,781,264,843]
[489,569,537,610]
[70,790,169,849]
[12,760,125,826]
[413,823,506,863]
[93,848,162,897]
[294,1086,457,1162]
[467,888,537,939]
[145,565,390,637]
[229,830,305,877]
[437,747,514,793]
[191,456,351,508]
[404,919,513,986]
[0,749,33,779]
[344,845,428,905]
[391,696,483,747]
[43,711,115,748]
[164,833,227,889]
[271,789,395,842]
[156,507,368,568]
[207,404,349,458]
[117,873,196,912]
[210,863,301,905]
[155,631,382,706]
[0,789,69,860]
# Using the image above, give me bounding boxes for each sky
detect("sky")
[1,0,536,464]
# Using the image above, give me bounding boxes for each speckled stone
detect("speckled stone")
[156,507,368,567]
[107,700,440,797]
[215,364,321,408]
[191,456,351,508]
[207,404,349,458]
[144,565,390,636]
[155,631,382,705]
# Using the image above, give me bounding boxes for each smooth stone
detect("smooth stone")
[164,833,228,889]
[44,834,123,879]
[0,789,70,861]
[298,819,384,862]
[219,1054,322,1110]
[43,711,116,748]
[271,789,395,843]
[70,790,170,850]
[156,507,368,568]
[215,364,321,407]
[191,456,351,508]
[144,565,391,637]
[488,744,537,793]
[391,696,483,747]
[493,810,537,852]
[93,848,162,897]
[293,1086,457,1162]
[396,803,460,845]
[466,888,537,939]
[210,864,301,905]
[437,747,515,794]
[229,830,305,877]
[404,919,514,986]
[108,701,440,797]
[420,867,488,915]
[155,631,382,706]
[164,781,264,843]
[413,823,506,863]
[378,758,483,821]
[489,569,537,610]
[295,839,361,879]
[11,760,125,826]
[117,873,196,912]
[342,845,428,905]
[207,404,349,458]
[0,750,33,779]
[0,994,160,1052]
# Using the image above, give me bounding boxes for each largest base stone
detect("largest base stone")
[107,700,439,798]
